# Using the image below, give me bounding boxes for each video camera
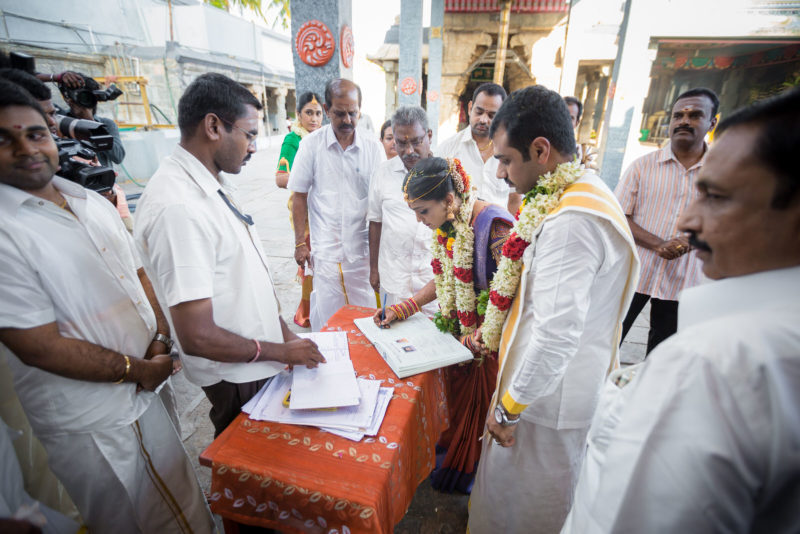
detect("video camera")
[54,113,116,194]
[61,84,123,109]
[8,51,118,193]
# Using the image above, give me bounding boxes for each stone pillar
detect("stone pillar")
[398,0,423,107]
[275,86,288,135]
[266,88,279,134]
[427,0,444,145]
[290,0,353,111]
[598,0,655,189]
[493,0,512,85]
[383,62,398,120]
[579,73,600,143]
[286,89,297,120]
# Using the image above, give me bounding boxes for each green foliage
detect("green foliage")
[433,311,459,336]
[204,0,290,30]
[476,290,489,317]
[439,220,456,238]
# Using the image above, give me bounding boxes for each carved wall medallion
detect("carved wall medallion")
[400,77,418,95]
[296,20,335,67]
[340,24,355,68]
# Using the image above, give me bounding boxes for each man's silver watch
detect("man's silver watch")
[152,333,174,353]
[494,405,520,427]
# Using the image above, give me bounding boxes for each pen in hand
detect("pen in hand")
[381,293,387,328]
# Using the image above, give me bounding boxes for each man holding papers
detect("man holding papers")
[467,86,639,534]
[135,73,325,437]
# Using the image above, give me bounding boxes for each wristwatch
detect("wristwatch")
[494,404,520,427]
[152,333,174,353]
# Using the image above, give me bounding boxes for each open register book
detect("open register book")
[354,314,473,378]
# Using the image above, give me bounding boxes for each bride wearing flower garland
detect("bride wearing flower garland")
[372,156,514,493]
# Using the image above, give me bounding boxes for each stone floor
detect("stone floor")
[123,140,648,532]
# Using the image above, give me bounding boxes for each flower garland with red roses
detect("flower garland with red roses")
[429,158,478,337]
[480,160,584,354]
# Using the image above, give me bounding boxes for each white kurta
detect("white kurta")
[0,177,214,534]
[435,127,511,207]
[289,125,385,330]
[367,156,436,315]
[469,174,639,534]
[563,265,800,533]
[135,145,285,386]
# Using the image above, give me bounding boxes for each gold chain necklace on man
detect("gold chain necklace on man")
[57,194,78,218]
[476,138,493,152]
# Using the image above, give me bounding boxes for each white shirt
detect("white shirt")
[288,125,385,263]
[367,156,434,298]
[435,127,510,207]
[564,266,800,533]
[135,145,284,387]
[0,177,155,436]
[508,211,633,428]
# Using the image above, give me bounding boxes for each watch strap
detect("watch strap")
[153,333,174,352]
[495,405,520,427]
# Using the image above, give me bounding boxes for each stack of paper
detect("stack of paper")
[242,373,393,442]
[354,314,473,378]
[290,332,359,409]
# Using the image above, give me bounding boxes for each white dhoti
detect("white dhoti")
[468,420,589,534]
[310,256,375,331]
[0,418,80,534]
[37,396,214,534]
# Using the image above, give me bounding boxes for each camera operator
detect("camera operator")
[60,72,125,168]
[37,70,84,89]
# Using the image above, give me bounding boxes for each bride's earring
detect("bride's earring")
[446,204,455,221]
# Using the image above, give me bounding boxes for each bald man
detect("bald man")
[288,79,385,330]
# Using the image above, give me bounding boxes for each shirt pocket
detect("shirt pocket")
[351,168,371,201]
[317,188,342,224]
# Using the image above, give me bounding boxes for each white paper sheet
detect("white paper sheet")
[291,332,360,409]
[247,373,385,430]
[320,387,394,441]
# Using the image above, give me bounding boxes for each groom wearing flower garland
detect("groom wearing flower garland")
[468,85,640,533]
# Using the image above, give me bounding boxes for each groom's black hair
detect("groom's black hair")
[490,85,576,161]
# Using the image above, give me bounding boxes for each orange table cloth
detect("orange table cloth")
[200,305,449,534]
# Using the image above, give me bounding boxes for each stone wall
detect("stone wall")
[437,11,565,138]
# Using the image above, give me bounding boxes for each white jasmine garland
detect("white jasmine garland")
[481,160,584,353]
[431,189,478,336]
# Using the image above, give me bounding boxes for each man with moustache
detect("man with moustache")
[368,106,436,315]
[615,88,718,354]
[468,85,639,533]
[563,87,800,534]
[436,82,522,213]
[289,78,385,331]
[0,80,214,533]
[135,73,325,437]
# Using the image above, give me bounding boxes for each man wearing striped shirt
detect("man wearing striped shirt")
[615,88,718,354]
